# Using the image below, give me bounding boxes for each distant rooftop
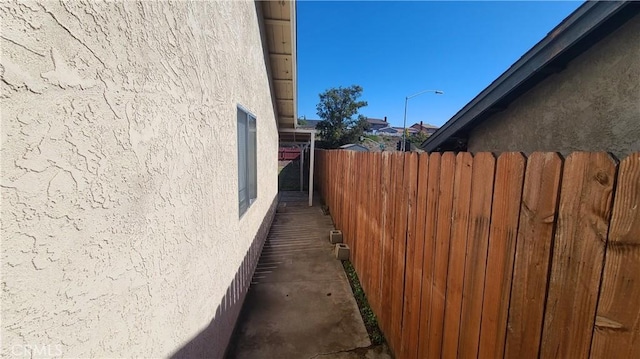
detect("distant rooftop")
[366,117,388,125]
[339,143,369,152]
[380,127,419,134]
[411,122,439,130]
[298,119,322,129]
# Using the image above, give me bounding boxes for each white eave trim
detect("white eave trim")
[279,128,317,134]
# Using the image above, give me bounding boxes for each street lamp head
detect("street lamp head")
[407,89,445,99]
[402,88,444,151]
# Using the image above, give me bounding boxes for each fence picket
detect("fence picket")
[442,152,474,358]
[400,153,430,359]
[540,153,616,358]
[504,152,562,358]
[380,152,395,336]
[361,154,372,294]
[354,152,364,274]
[369,153,383,315]
[478,153,526,359]
[590,153,640,358]
[423,152,456,358]
[414,152,439,358]
[458,152,496,358]
[348,152,358,253]
[389,153,415,351]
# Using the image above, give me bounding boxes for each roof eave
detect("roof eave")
[260,1,297,132]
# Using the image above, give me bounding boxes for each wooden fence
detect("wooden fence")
[314,150,639,359]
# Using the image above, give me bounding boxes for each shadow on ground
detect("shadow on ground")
[169,198,277,359]
[226,192,392,359]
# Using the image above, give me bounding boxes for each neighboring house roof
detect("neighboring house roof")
[421,1,640,152]
[378,126,419,134]
[378,127,400,133]
[397,127,419,134]
[339,144,369,152]
[298,119,322,129]
[366,118,388,125]
[411,122,439,130]
[411,123,439,135]
[365,117,389,131]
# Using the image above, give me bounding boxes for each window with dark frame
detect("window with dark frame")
[237,106,257,217]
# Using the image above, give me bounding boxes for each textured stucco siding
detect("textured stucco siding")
[467,15,640,158]
[1,1,278,357]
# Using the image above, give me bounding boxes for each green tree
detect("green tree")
[315,85,369,148]
[408,131,429,146]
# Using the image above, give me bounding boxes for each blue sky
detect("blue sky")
[296,1,584,128]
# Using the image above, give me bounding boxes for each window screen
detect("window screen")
[238,106,257,216]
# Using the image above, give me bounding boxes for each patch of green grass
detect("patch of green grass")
[364,134,381,142]
[342,260,386,345]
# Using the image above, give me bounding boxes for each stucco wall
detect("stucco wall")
[467,15,640,158]
[1,1,278,357]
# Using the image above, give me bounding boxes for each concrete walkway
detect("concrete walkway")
[227,192,391,359]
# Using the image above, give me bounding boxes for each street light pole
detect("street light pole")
[402,97,410,151]
[402,89,444,151]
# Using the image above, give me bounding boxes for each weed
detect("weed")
[342,260,386,345]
